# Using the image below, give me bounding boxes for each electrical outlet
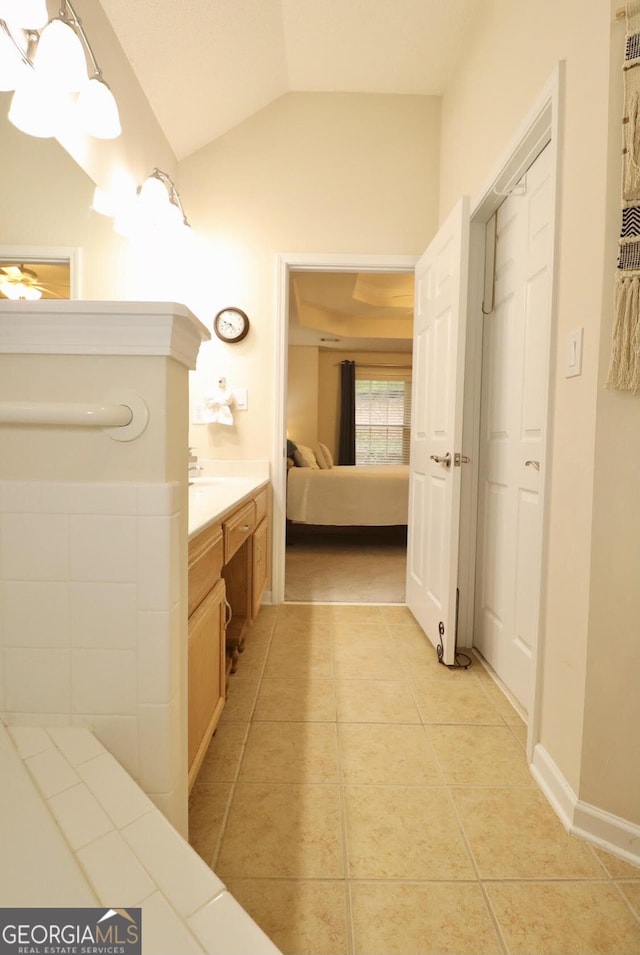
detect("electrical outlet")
[192,401,205,423]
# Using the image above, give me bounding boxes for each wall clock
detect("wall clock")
[213,307,250,343]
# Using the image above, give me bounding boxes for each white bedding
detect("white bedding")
[287,464,409,526]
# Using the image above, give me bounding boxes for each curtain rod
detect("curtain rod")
[334,362,411,369]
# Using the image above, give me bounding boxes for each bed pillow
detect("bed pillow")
[293,443,319,468]
[315,442,333,469]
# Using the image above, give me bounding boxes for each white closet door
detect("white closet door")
[474,144,553,713]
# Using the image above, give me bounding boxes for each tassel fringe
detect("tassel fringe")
[607,275,640,392]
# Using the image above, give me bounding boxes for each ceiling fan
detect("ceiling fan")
[0,264,58,301]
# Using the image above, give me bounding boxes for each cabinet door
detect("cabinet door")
[252,516,268,619]
[188,577,226,790]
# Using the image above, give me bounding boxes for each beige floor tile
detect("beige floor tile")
[239,722,339,783]
[217,782,344,879]
[350,881,503,955]
[453,787,604,879]
[331,622,392,647]
[508,720,528,749]
[225,878,349,955]
[430,724,534,786]
[253,678,337,722]
[194,721,249,783]
[486,881,640,955]
[334,643,403,680]
[344,786,474,880]
[188,781,232,867]
[619,881,640,916]
[339,723,444,785]
[270,620,334,644]
[276,604,336,627]
[327,604,386,624]
[219,678,259,722]
[478,680,525,725]
[410,678,505,724]
[263,641,334,680]
[593,846,640,879]
[336,679,421,723]
[396,631,477,679]
[379,605,419,626]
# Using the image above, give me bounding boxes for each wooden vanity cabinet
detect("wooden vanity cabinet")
[187,577,226,789]
[187,482,270,787]
[252,487,269,618]
[187,522,225,790]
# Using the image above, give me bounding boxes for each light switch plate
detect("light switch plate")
[565,328,584,378]
[233,387,248,411]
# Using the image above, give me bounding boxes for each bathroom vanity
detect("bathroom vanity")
[187,476,270,789]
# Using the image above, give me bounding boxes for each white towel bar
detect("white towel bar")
[0,391,149,441]
[0,401,132,427]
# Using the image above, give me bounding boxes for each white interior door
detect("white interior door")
[406,197,470,666]
[474,144,552,713]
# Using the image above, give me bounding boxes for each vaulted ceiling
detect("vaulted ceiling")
[100,0,480,160]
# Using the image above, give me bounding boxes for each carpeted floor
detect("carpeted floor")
[284,525,407,603]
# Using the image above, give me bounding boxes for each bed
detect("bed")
[286,462,409,527]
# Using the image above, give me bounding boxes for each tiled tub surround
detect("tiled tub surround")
[0,479,186,824]
[0,723,281,955]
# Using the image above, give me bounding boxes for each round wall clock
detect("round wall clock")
[213,307,250,343]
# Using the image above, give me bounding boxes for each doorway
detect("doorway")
[272,254,418,606]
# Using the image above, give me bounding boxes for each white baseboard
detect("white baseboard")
[531,742,640,868]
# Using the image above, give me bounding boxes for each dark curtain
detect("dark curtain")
[338,360,356,465]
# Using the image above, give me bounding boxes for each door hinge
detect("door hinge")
[454,452,471,467]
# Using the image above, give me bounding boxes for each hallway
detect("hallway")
[188,603,640,955]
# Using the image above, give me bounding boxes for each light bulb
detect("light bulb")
[8,72,75,138]
[1,282,42,301]
[0,0,48,29]
[76,76,121,139]
[0,21,29,91]
[33,17,87,91]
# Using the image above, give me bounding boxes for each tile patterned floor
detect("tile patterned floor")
[188,603,640,955]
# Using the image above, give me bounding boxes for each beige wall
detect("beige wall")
[179,92,441,461]
[439,0,640,825]
[287,346,319,449]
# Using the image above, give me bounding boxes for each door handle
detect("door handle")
[525,460,540,471]
[430,452,451,468]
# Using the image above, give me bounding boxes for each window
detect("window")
[355,375,412,465]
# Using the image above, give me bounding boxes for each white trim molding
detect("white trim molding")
[532,743,640,867]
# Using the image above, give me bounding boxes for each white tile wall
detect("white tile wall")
[71,648,138,715]
[0,513,68,580]
[69,582,137,649]
[69,515,138,582]
[2,581,69,647]
[0,480,186,829]
[4,647,71,713]
[1,726,281,955]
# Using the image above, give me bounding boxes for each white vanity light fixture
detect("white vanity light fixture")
[1,0,121,141]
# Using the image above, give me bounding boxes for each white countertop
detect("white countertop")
[188,461,270,538]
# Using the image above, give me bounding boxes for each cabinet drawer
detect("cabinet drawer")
[188,523,223,617]
[223,500,256,563]
[254,485,269,525]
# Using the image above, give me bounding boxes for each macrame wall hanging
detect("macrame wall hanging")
[608,0,640,392]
